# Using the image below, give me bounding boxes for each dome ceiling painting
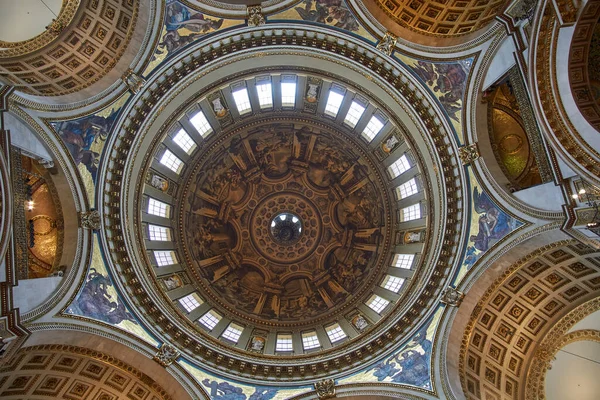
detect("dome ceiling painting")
[8,1,593,400]
[180,119,396,328]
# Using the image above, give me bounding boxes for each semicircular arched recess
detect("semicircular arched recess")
[0,342,192,399]
[0,0,158,105]
[0,140,12,263]
[568,1,600,131]
[357,0,510,47]
[97,25,467,384]
[457,241,600,400]
[530,0,600,186]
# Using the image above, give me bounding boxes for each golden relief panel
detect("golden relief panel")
[180,121,394,326]
[374,0,508,37]
[0,0,139,96]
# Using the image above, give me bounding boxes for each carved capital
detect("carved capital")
[247,6,265,27]
[376,32,397,56]
[458,143,480,165]
[441,287,464,307]
[79,210,100,230]
[314,378,335,399]
[121,68,146,94]
[153,344,180,367]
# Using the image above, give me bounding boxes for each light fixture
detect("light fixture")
[27,200,34,211]
[572,181,600,237]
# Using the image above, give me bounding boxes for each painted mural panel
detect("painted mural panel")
[340,306,442,388]
[454,168,524,283]
[65,235,158,346]
[397,56,473,141]
[181,360,310,400]
[272,0,375,42]
[52,93,129,202]
[144,0,242,76]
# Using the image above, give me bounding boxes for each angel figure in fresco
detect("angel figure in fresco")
[72,268,137,325]
[156,1,224,57]
[372,324,432,387]
[409,60,468,122]
[165,0,224,33]
[295,0,359,32]
[55,111,118,181]
[469,187,512,252]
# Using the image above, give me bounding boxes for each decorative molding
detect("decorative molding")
[121,68,145,94]
[247,6,266,27]
[440,287,464,307]
[314,378,335,399]
[376,32,397,56]
[458,143,480,165]
[153,344,180,367]
[79,210,100,231]
[506,67,554,183]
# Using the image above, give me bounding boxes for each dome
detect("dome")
[99,37,462,381]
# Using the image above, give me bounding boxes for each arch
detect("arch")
[358,0,510,48]
[8,330,203,399]
[444,235,600,400]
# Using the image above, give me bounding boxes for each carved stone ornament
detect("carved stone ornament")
[247,6,265,27]
[376,32,397,56]
[153,344,180,367]
[314,378,335,399]
[121,68,146,94]
[458,143,480,165]
[79,210,101,230]
[441,287,464,307]
[46,19,65,35]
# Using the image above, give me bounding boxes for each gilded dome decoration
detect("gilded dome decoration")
[179,118,395,327]
[4,0,599,398]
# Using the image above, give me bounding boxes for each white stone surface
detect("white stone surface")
[483,37,517,90]
[5,112,52,161]
[13,276,62,313]
[513,181,565,211]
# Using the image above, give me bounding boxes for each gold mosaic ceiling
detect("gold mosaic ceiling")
[375,0,509,37]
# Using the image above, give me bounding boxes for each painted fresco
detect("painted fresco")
[454,169,524,284]
[340,307,442,388]
[272,0,375,42]
[397,56,473,141]
[53,93,130,202]
[144,0,241,76]
[65,235,159,346]
[181,360,310,400]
